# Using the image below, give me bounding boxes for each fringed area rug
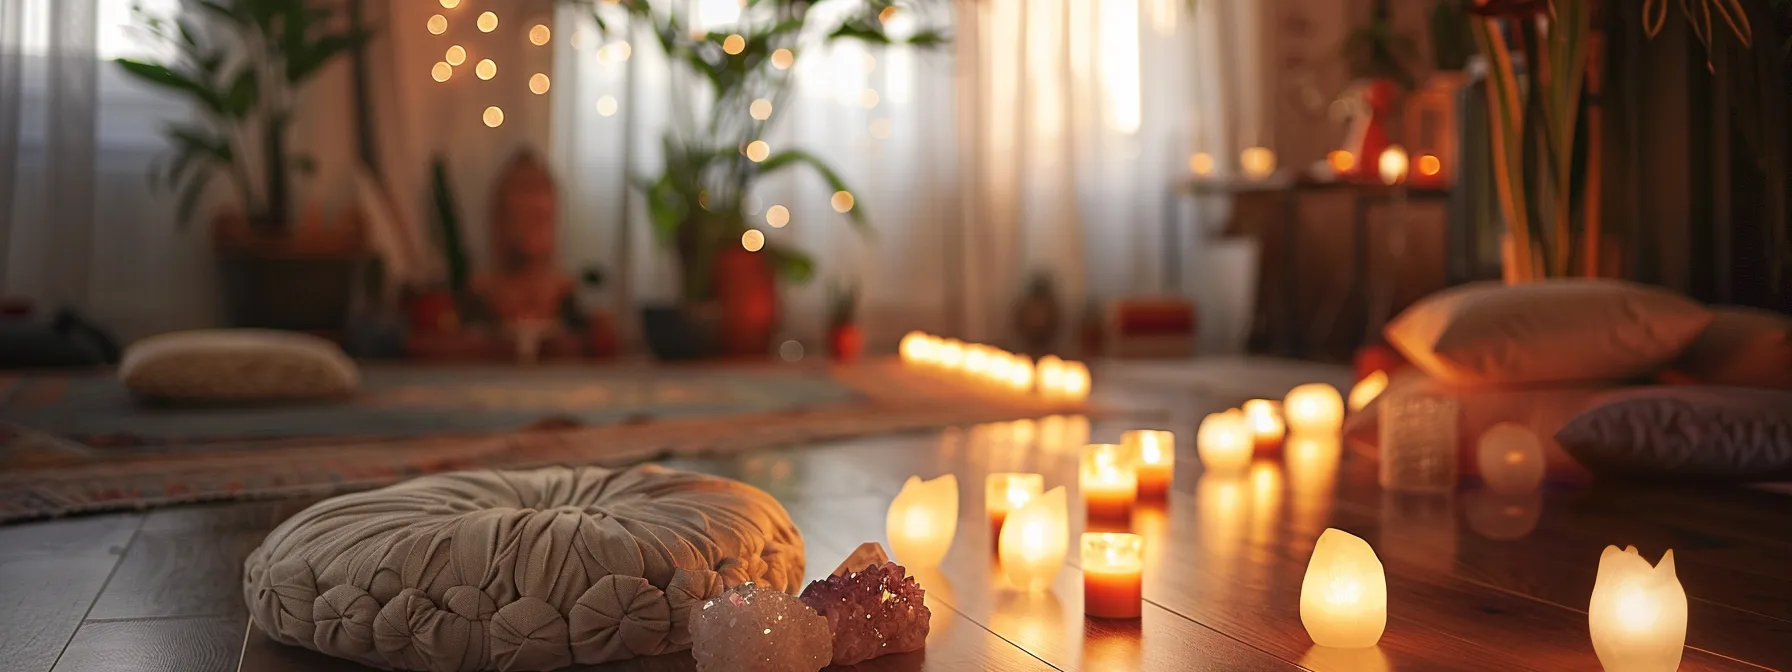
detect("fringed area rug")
[0,361,1091,523]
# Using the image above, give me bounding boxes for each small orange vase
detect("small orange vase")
[711,247,778,358]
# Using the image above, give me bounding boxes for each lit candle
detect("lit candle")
[1300,528,1388,648]
[1349,371,1389,411]
[1197,410,1253,474]
[885,474,959,567]
[1589,546,1686,672]
[1081,533,1144,619]
[998,486,1069,591]
[1378,144,1409,186]
[1283,383,1345,434]
[1123,429,1175,498]
[1036,355,1066,394]
[899,331,931,366]
[1007,354,1036,392]
[986,472,1044,539]
[1475,423,1545,493]
[1241,146,1277,180]
[1060,361,1091,401]
[1242,399,1286,451]
[1080,443,1138,521]
[936,339,966,371]
[963,344,993,379]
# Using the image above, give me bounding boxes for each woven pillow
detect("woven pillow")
[120,329,358,400]
[1385,280,1711,386]
[243,465,805,671]
[1662,307,1792,390]
[1555,387,1792,481]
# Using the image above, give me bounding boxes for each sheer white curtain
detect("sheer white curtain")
[0,0,216,339]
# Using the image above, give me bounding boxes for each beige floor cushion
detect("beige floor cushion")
[244,465,805,671]
[120,329,359,400]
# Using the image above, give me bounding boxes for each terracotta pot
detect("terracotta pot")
[710,247,778,358]
[213,210,369,333]
[828,324,864,363]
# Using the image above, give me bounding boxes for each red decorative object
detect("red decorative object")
[1354,343,1408,381]
[586,312,619,359]
[828,323,863,363]
[1342,79,1399,183]
[406,288,460,334]
[712,246,778,358]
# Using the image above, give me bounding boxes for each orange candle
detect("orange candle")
[1123,429,1175,498]
[1242,399,1286,452]
[1082,533,1144,619]
[1080,443,1137,521]
[986,473,1044,539]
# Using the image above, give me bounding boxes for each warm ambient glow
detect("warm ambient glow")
[1477,423,1545,493]
[1283,383,1345,434]
[598,41,633,63]
[860,89,880,109]
[596,96,618,117]
[1378,144,1409,186]
[869,117,894,139]
[482,106,504,128]
[1417,154,1441,176]
[898,331,934,366]
[1056,361,1091,401]
[886,474,959,568]
[749,98,772,120]
[879,6,899,23]
[771,48,795,69]
[476,11,498,33]
[830,191,855,213]
[765,204,790,227]
[986,473,1044,537]
[998,486,1068,591]
[1197,410,1252,474]
[1301,528,1388,648]
[1242,399,1286,451]
[1327,150,1356,174]
[1349,370,1389,411]
[528,73,550,94]
[1189,152,1215,176]
[475,59,496,80]
[439,0,459,8]
[740,229,765,253]
[722,34,746,55]
[1082,533,1144,619]
[427,14,448,35]
[1590,546,1686,672]
[1241,146,1276,180]
[445,45,467,66]
[745,140,770,162]
[529,24,551,46]
[1123,429,1174,498]
[431,62,452,82]
[1081,444,1138,521]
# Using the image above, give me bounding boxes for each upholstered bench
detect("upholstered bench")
[243,465,805,671]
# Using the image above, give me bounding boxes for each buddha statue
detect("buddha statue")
[463,151,586,359]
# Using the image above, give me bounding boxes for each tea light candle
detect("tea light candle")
[937,339,966,371]
[986,472,1044,539]
[1055,361,1092,401]
[885,474,959,567]
[1476,422,1546,493]
[1300,528,1388,648]
[1080,443,1138,521]
[1242,399,1286,451]
[899,331,931,366]
[1349,370,1389,411]
[1589,546,1687,672]
[999,486,1069,591]
[1197,410,1253,474]
[1123,429,1175,498]
[1082,533,1144,619]
[1283,383,1345,434]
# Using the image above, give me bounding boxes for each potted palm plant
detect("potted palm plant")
[117,0,369,330]
[581,0,946,359]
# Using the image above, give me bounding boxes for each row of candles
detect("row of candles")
[887,378,1688,669]
[898,332,1092,402]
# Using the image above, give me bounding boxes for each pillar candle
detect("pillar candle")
[1283,383,1345,434]
[884,474,959,567]
[1082,533,1144,619]
[998,486,1069,591]
[986,473,1044,539]
[1197,410,1253,474]
[1300,528,1388,648]
[1242,399,1286,452]
[1589,546,1686,672]
[1080,443,1137,521]
[1123,429,1175,498]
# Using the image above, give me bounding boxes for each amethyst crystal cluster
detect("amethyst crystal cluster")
[799,560,932,666]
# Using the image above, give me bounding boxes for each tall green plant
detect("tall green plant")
[577,0,947,304]
[1345,0,1419,88]
[117,0,369,235]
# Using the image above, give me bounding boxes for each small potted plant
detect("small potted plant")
[826,282,863,363]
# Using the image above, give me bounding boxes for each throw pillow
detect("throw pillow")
[1663,307,1792,390]
[1554,386,1792,481]
[120,329,359,401]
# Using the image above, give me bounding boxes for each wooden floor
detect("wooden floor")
[4,367,1791,672]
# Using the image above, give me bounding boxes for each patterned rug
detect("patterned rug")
[0,361,1091,523]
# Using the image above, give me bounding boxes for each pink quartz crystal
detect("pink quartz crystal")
[689,583,831,672]
[800,560,932,666]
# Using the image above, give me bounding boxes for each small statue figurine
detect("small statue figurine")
[462,150,586,360]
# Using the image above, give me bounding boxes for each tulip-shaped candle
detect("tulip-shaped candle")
[1197,410,1253,474]
[885,474,959,567]
[1242,399,1286,451]
[999,486,1069,591]
[1284,383,1345,434]
[1080,443,1138,521]
[1082,533,1144,619]
[987,473,1045,539]
[1589,546,1686,672]
[1349,371,1389,411]
[1123,429,1175,498]
[1300,528,1388,648]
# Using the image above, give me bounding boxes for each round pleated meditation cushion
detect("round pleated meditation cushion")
[120,329,359,401]
[243,465,806,671]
